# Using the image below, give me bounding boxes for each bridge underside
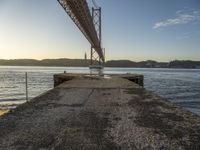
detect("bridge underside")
[58,0,104,63]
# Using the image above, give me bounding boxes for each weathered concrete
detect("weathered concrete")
[0,75,200,150]
[54,73,144,87]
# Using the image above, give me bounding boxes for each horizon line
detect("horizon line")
[0,58,199,63]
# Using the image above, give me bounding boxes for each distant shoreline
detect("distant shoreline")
[0,65,200,70]
[0,59,200,69]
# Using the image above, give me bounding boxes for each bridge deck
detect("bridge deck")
[0,75,200,149]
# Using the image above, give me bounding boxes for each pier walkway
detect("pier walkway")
[0,74,200,149]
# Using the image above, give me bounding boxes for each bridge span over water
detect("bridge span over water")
[58,0,105,66]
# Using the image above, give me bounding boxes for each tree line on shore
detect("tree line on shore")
[0,59,200,68]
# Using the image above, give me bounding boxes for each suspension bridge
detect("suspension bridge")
[57,0,105,67]
[0,1,199,149]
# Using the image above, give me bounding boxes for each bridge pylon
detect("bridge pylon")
[57,0,105,74]
[89,7,105,75]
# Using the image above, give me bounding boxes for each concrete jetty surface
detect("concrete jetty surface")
[0,74,200,149]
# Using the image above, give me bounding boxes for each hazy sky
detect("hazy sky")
[0,0,200,61]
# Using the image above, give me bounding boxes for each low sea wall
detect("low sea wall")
[54,73,144,87]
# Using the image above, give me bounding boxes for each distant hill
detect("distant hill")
[0,59,90,67]
[168,60,200,69]
[106,60,137,67]
[106,60,169,68]
[0,59,200,68]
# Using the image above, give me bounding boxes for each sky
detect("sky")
[0,0,200,62]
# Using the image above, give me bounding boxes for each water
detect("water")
[0,66,200,115]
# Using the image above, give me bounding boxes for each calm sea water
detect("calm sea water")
[0,66,200,115]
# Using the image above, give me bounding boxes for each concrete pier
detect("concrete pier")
[0,74,200,149]
[54,73,144,87]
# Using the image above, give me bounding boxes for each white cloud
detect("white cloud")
[154,10,200,29]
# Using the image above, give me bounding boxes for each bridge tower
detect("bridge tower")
[57,0,105,74]
[90,7,102,66]
[89,6,105,75]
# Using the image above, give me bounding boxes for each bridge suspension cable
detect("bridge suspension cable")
[57,0,104,63]
[92,0,99,8]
